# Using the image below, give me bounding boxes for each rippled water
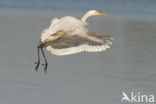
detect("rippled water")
[0,10,156,104]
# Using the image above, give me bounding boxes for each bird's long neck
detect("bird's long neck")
[81,13,92,24]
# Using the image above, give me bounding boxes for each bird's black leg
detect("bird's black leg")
[41,48,48,73]
[34,46,40,72]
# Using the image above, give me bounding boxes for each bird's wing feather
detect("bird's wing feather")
[46,30,112,56]
[50,18,59,27]
[41,16,87,41]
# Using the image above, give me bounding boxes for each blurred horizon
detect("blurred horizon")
[0,0,156,16]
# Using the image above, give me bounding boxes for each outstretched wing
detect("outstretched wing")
[41,16,87,41]
[46,30,112,56]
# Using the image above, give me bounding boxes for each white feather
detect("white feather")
[41,16,87,41]
[47,44,110,56]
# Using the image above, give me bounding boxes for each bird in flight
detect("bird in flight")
[34,10,113,72]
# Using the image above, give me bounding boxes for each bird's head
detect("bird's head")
[87,10,108,16]
[81,10,108,23]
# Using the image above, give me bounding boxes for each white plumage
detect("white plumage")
[34,10,111,72]
[43,29,112,56]
[41,16,86,41]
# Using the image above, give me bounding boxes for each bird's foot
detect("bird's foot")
[34,61,40,72]
[42,63,48,73]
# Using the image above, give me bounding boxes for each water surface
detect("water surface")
[0,10,156,104]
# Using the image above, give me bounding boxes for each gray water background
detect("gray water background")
[0,0,156,15]
[0,0,156,104]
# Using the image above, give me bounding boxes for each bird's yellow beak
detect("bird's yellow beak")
[97,12,108,15]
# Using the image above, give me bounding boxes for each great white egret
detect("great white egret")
[34,10,112,72]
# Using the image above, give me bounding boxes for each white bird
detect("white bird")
[34,10,112,72]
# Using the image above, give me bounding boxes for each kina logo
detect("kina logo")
[121,92,155,103]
